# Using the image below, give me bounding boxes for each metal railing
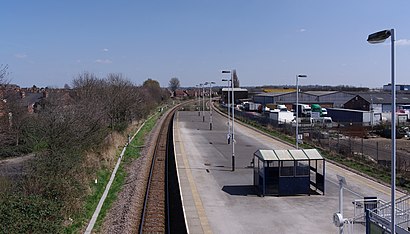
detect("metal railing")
[344,194,410,233]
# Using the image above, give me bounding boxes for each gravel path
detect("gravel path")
[0,154,34,179]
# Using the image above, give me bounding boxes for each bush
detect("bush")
[0,194,63,233]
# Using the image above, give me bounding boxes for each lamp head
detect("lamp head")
[297,74,307,78]
[222,70,231,74]
[367,30,392,44]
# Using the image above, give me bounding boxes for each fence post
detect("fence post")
[361,137,364,159]
[328,134,331,151]
[337,132,340,154]
[376,141,379,163]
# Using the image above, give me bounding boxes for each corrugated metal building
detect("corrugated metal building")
[253,91,355,108]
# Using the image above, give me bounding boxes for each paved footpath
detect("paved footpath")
[173,110,405,234]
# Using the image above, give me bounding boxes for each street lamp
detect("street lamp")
[222,78,231,144]
[222,70,235,171]
[368,28,396,233]
[296,74,307,149]
[196,84,200,116]
[200,83,205,122]
[205,81,216,130]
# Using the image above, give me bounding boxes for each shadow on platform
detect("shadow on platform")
[222,185,257,196]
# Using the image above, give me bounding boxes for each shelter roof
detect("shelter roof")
[254,150,278,161]
[273,150,293,161]
[289,150,309,160]
[303,149,324,160]
[254,149,324,161]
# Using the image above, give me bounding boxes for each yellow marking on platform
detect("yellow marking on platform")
[176,113,213,234]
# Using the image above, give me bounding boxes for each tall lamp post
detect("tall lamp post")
[222,78,231,144]
[196,84,200,116]
[222,70,235,171]
[205,81,216,130]
[368,28,396,233]
[200,83,205,122]
[296,74,307,149]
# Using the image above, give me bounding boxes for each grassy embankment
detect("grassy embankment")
[65,111,161,233]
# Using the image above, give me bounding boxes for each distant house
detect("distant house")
[174,89,187,98]
[185,89,197,97]
[21,92,43,113]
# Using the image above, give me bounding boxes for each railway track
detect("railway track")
[138,107,177,233]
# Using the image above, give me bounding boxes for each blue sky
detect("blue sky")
[1,1,410,88]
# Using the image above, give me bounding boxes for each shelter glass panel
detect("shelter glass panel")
[280,161,294,177]
[259,158,264,175]
[296,160,309,176]
[317,160,324,175]
[268,161,279,168]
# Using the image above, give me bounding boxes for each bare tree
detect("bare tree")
[0,64,9,85]
[4,93,30,146]
[105,73,143,130]
[233,69,240,88]
[168,77,180,92]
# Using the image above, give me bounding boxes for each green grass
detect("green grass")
[64,170,111,233]
[91,112,161,233]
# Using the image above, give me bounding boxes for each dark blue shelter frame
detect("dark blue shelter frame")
[253,149,325,196]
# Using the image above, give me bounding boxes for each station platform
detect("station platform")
[173,109,403,233]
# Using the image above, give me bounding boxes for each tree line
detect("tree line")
[0,71,170,233]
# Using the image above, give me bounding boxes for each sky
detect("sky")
[1,0,410,88]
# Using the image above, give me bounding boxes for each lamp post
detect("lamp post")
[222,78,231,144]
[296,74,307,149]
[368,28,395,233]
[200,83,205,122]
[196,84,200,116]
[205,81,216,130]
[222,70,235,171]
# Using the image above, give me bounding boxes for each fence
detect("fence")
[221,105,410,175]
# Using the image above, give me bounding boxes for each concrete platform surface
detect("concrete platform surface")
[173,110,404,234]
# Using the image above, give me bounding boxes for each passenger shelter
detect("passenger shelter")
[253,149,325,196]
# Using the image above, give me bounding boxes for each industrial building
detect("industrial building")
[221,88,248,104]
[253,91,356,109]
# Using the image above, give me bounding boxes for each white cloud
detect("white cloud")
[14,53,27,59]
[95,59,112,64]
[396,39,410,46]
[102,48,109,52]
[299,28,306,32]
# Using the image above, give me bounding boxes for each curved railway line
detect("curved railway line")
[138,104,188,233]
